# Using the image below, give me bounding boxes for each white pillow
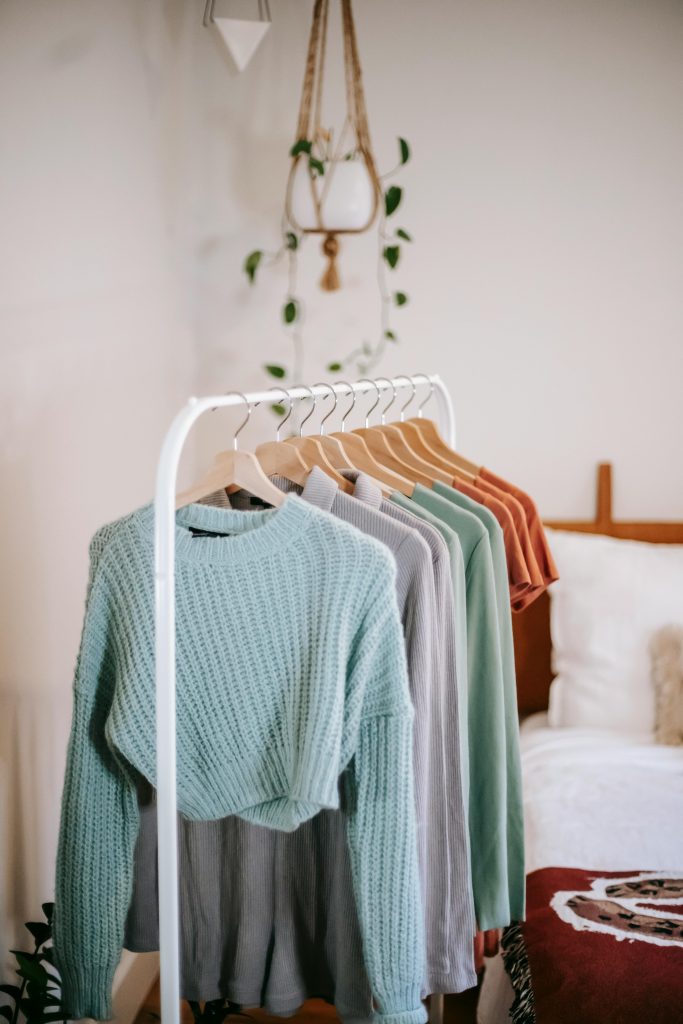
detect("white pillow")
[546,529,683,733]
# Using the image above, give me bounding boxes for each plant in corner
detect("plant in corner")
[0,904,67,1024]
[0,908,259,1024]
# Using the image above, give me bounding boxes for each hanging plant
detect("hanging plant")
[241,0,413,399]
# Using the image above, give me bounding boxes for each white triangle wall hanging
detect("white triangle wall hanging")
[213,17,271,71]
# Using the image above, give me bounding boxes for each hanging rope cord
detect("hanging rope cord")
[288,0,381,289]
[341,0,380,190]
[292,0,380,220]
[294,0,326,146]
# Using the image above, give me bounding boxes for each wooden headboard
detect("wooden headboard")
[513,462,683,716]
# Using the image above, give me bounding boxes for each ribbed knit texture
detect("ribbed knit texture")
[341,471,476,992]
[127,470,475,1010]
[392,488,510,932]
[274,472,475,992]
[54,496,426,1023]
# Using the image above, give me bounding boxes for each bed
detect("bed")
[477,464,683,1024]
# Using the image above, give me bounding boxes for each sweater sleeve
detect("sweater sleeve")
[54,546,139,1021]
[344,564,428,1024]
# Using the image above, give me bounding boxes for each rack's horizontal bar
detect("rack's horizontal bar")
[187,373,441,414]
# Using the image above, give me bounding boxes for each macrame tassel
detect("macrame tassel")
[320,234,341,291]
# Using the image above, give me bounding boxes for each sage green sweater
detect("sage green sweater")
[432,482,525,921]
[391,487,510,931]
[54,497,426,1023]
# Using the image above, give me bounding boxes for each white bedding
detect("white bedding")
[519,713,683,873]
[477,716,683,1023]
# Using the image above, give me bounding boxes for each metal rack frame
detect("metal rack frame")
[153,374,455,1024]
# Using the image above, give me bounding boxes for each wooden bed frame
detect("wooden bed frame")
[513,462,683,717]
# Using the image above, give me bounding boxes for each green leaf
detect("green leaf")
[326,361,342,372]
[285,231,298,251]
[383,246,400,269]
[396,228,412,242]
[384,186,402,217]
[41,904,54,926]
[290,138,312,157]
[283,300,298,324]
[0,984,21,1001]
[26,922,51,948]
[308,156,325,177]
[26,979,55,1001]
[264,364,286,379]
[271,403,287,417]
[0,1007,11,1022]
[384,329,397,341]
[399,137,410,165]
[394,291,408,306]
[243,250,262,284]
[13,952,48,986]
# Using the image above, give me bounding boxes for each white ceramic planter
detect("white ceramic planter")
[288,158,377,233]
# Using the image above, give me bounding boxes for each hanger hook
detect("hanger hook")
[375,376,397,425]
[229,391,252,450]
[393,375,416,421]
[357,378,381,428]
[268,386,292,442]
[412,373,434,417]
[297,384,316,436]
[335,380,356,432]
[311,382,337,436]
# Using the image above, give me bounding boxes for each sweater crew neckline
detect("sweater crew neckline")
[138,494,314,564]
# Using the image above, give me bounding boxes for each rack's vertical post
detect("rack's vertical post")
[431,374,456,447]
[154,395,225,1024]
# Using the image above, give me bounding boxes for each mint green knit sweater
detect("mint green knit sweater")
[54,497,426,1023]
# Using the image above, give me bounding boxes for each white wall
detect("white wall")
[0,0,196,963]
[191,0,683,519]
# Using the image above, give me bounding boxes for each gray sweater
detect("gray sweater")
[125,468,476,1013]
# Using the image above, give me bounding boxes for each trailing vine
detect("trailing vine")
[243,135,412,410]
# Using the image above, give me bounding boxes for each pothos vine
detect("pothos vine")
[243,136,412,415]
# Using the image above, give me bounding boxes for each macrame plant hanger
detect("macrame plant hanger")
[286,0,381,291]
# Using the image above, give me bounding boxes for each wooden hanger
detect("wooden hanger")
[176,449,286,510]
[281,385,354,494]
[255,440,310,486]
[175,392,286,510]
[354,377,452,487]
[284,436,354,492]
[381,422,454,480]
[391,375,481,477]
[252,390,312,486]
[328,381,414,496]
[405,417,480,476]
[303,382,356,470]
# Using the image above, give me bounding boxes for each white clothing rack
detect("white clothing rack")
[153,374,455,1024]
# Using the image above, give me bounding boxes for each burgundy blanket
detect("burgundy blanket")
[502,867,683,1023]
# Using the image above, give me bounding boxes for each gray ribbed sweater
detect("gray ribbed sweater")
[125,468,476,1014]
[341,473,475,967]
